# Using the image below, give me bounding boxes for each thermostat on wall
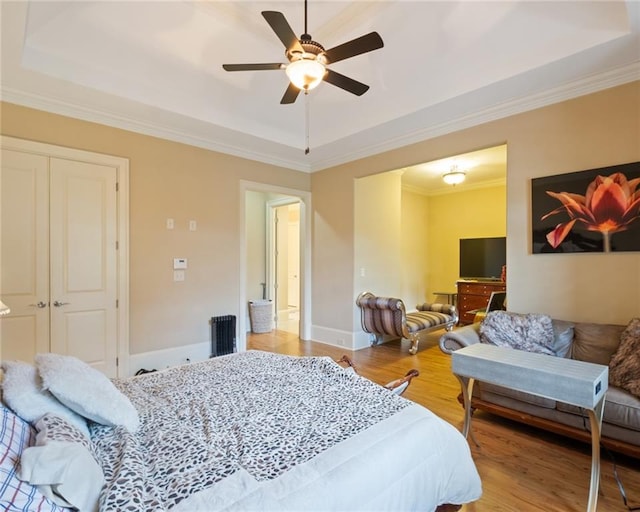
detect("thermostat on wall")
[173,258,188,269]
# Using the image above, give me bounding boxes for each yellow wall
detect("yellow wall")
[0,102,310,355]
[312,81,640,338]
[400,189,430,305]
[426,184,507,297]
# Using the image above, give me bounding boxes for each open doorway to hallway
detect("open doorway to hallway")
[270,201,300,336]
[240,180,311,351]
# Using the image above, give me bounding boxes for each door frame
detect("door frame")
[0,136,130,376]
[238,180,311,351]
[266,198,300,330]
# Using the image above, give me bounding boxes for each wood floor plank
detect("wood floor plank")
[248,328,640,511]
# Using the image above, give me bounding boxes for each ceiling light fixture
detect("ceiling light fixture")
[285,56,326,91]
[442,166,466,186]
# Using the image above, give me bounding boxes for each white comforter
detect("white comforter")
[174,403,482,511]
[92,351,481,511]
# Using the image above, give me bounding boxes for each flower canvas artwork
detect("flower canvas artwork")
[531,161,640,253]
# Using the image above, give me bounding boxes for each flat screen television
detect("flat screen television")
[459,237,506,280]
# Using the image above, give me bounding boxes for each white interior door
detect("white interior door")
[1,145,120,377]
[0,150,50,362]
[49,158,118,377]
[287,212,300,308]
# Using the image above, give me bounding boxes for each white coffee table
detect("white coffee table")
[452,343,608,512]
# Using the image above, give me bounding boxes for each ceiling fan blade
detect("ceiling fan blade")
[262,11,304,53]
[323,69,369,96]
[324,32,384,64]
[222,63,284,71]
[280,83,301,104]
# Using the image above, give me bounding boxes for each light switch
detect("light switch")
[189,220,197,231]
[166,218,174,230]
[174,270,185,282]
[173,258,188,269]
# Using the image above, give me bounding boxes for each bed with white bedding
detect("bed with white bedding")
[1,350,482,511]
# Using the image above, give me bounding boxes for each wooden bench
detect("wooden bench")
[356,292,458,354]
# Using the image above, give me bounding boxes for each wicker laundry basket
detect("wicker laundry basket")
[249,300,273,333]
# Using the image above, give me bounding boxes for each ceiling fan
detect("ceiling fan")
[222,0,384,104]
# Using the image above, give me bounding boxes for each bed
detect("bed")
[1,350,482,511]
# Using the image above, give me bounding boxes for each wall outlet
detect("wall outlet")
[174,270,185,282]
[336,338,344,346]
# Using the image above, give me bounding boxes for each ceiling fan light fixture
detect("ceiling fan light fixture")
[285,58,326,91]
[442,169,466,185]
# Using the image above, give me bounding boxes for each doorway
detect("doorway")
[238,181,311,352]
[271,201,300,335]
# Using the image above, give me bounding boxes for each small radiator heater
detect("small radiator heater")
[210,315,236,357]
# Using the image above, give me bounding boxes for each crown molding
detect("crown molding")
[309,62,640,172]
[0,87,313,173]
[2,62,638,174]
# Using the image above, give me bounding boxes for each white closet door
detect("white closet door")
[0,150,50,362]
[49,158,118,377]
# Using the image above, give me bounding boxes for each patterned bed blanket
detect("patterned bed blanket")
[91,351,410,511]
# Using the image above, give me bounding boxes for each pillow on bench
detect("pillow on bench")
[480,311,556,356]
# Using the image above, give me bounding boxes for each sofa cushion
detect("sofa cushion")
[551,320,574,358]
[608,318,640,399]
[572,322,625,365]
[478,382,557,409]
[479,311,555,355]
[603,387,640,432]
[555,387,640,433]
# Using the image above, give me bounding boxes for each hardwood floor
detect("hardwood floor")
[248,329,640,512]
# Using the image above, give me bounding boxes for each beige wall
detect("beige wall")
[2,80,638,356]
[0,102,310,356]
[312,81,640,337]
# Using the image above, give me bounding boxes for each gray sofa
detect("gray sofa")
[439,317,640,459]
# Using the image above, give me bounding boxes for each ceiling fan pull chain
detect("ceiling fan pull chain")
[305,92,310,155]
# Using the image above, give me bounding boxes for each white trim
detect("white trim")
[0,135,130,377]
[265,197,301,331]
[3,63,638,173]
[311,325,363,351]
[0,87,311,173]
[308,63,640,171]
[127,341,210,377]
[239,181,312,351]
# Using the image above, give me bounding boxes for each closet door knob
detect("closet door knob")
[53,301,70,307]
[29,301,48,308]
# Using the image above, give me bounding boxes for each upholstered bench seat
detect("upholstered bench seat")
[356,292,458,354]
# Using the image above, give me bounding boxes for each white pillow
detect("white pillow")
[36,353,139,432]
[19,414,104,512]
[1,360,90,437]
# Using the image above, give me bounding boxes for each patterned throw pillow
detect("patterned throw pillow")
[35,413,92,451]
[608,318,640,399]
[480,311,556,355]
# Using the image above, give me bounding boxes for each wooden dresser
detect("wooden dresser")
[456,280,506,325]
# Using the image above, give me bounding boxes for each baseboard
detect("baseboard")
[128,341,211,377]
[310,325,394,351]
[311,325,357,350]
